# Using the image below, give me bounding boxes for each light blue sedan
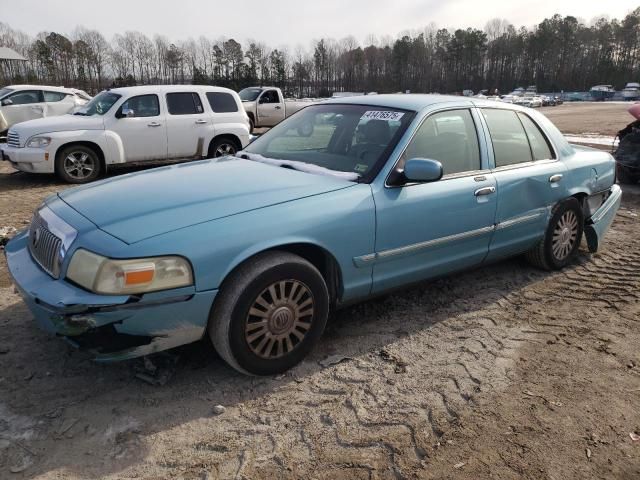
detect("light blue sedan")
[6,95,621,375]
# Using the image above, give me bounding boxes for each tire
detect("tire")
[209,137,239,158]
[616,163,639,185]
[526,198,584,270]
[208,251,329,376]
[55,145,102,184]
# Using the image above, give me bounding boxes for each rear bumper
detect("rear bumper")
[584,184,622,253]
[5,230,217,361]
[1,144,55,173]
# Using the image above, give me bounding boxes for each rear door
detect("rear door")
[257,89,285,126]
[165,92,209,158]
[371,108,498,293]
[479,108,568,261]
[2,89,45,126]
[106,94,168,162]
[43,90,75,116]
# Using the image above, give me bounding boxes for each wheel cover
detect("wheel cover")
[552,210,579,260]
[214,143,236,157]
[244,279,314,359]
[63,151,95,180]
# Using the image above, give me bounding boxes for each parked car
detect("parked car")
[0,85,250,183]
[5,95,621,375]
[239,86,321,131]
[0,85,90,136]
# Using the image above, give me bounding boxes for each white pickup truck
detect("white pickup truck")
[1,85,251,183]
[239,87,320,131]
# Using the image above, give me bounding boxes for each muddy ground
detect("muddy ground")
[0,102,639,479]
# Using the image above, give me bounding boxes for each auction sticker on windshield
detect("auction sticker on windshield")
[361,111,405,121]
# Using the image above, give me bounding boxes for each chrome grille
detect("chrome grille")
[28,214,62,278]
[7,131,20,148]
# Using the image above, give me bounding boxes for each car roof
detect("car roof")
[324,93,537,113]
[5,84,76,93]
[105,85,238,96]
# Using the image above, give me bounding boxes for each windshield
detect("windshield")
[239,88,263,102]
[74,91,121,116]
[243,104,414,181]
[0,87,14,99]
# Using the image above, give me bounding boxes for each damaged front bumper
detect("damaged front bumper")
[5,230,217,361]
[584,184,622,253]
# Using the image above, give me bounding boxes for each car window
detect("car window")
[517,113,554,160]
[43,91,67,102]
[482,109,533,167]
[120,94,160,117]
[206,92,238,113]
[400,109,481,176]
[7,90,43,105]
[166,92,204,115]
[260,90,280,104]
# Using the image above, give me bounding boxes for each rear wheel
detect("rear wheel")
[209,137,239,158]
[208,251,329,376]
[55,145,102,184]
[526,198,584,270]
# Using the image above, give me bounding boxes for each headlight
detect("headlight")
[66,249,193,295]
[27,136,51,148]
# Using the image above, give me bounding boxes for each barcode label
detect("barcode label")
[361,111,404,121]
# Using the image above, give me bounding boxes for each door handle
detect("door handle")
[474,186,496,196]
[549,174,563,183]
[195,119,208,124]
[147,122,161,127]
[275,106,282,110]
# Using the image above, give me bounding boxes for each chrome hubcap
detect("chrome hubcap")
[214,143,235,157]
[552,210,579,260]
[63,152,94,179]
[245,279,314,359]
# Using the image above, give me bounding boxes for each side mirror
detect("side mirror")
[1,98,13,106]
[121,108,135,118]
[258,96,267,104]
[403,158,443,183]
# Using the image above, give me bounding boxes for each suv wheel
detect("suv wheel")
[209,138,239,158]
[208,251,329,375]
[55,145,102,184]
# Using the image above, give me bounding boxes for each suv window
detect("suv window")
[482,109,532,167]
[43,91,67,102]
[206,92,238,113]
[517,113,554,160]
[120,94,160,117]
[166,92,204,115]
[260,90,280,104]
[400,109,481,176]
[7,90,43,105]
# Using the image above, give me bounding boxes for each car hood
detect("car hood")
[57,158,356,244]
[11,114,104,137]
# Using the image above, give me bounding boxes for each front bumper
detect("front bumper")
[584,184,622,253]
[1,144,55,173]
[5,230,217,361]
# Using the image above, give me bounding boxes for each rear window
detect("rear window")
[43,91,67,102]
[482,109,532,167]
[206,92,238,113]
[517,113,554,160]
[166,92,204,115]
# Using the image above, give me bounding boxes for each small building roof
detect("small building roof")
[0,47,27,61]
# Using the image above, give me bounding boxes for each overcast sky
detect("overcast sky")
[1,0,637,47]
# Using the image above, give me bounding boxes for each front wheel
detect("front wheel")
[55,145,102,184]
[526,198,584,270]
[208,251,329,375]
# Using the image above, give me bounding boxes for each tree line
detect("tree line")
[0,8,639,97]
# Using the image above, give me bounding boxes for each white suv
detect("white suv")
[0,85,90,135]
[1,85,251,183]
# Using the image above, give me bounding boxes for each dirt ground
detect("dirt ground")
[0,103,639,479]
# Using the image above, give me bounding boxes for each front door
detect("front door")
[479,108,569,261]
[257,89,285,127]
[371,108,497,293]
[2,90,45,126]
[107,94,168,162]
